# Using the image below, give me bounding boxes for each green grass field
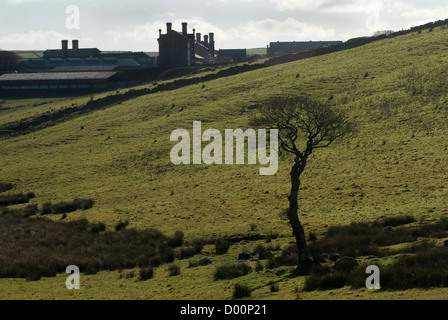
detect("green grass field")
[1,25,448,300]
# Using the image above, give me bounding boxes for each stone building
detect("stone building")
[268,41,343,57]
[157,22,216,68]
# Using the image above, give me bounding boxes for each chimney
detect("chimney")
[166,22,172,33]
[196,32,201,43]
[209,32,215,51]
[72,39,79,50]
[204,34,209,45]
[182,22,188,35]
[61,40,68,51]
[159,29,162,37]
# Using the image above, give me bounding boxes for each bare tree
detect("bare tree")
[251,95,354,274]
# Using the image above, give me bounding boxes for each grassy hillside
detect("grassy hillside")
[1,25,448,300]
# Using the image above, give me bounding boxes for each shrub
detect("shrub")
[253,244,267,259]
[265,259,276,269]
[82,262,99,275]
[158,245,175,264]
[190,237,211,253]
[410,218,448,238]
[214,263,252,280]
[378,247,448,290]
[308,232,317,241]
[168,231,184,248]
[233,283,251,299]
[39,198,94,215]
[270,282,279,292]
[215,239,231,255]
[168,263,181,276]
[308,219,416,258]
[137,256,151,268]
[304,271,348,291]
[381,215,415,227]
[0,182,13,193]
[88,222,106,234]
[40,202,53,215]
[115,221,129,231]
[139,267,154,281]
[180,246,197,259]
[0,193,32,206]
[0,213,180,280]
[275,245,299,266]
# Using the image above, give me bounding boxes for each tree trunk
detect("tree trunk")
[288,162,313,274]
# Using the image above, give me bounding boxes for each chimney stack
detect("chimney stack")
[166,22,172,32]
[209,32,215,51]
[61,40,68,51]
[159,29,162,37]
[196,32,201,43]
[204,34,209,45]
[182,22,188,35]
[72,39,79,50]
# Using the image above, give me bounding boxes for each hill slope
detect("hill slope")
[1,25,447,299]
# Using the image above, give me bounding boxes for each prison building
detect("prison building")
[43,40,101,59]
[0,72,129,95]
[267,41,343,57]
[218,49,247,63]
[20,40,157,73]
[157,22,215,68]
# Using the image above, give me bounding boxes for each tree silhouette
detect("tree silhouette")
[251,95,354,273]
[0,51,20,74]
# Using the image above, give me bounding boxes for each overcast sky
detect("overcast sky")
[0,0,447,52]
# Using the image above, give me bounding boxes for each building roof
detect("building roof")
[22,57,142,71]
[43,48,101,58]
[50,66,118,72]
[0,72,119,81]
[269,41,342,49]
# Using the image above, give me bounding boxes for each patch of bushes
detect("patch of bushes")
[233,283,251,299]
[379,247,448,290]
[381,215,415,227]
[410,218,448,238]
[179,246,198,259]
[304,270,349,291]
[309,220,415,258]
[309,216,448,259]
[0,182,14,193]
[0,204,38,217]
[269,282,279,292]
[179,236,213,259]
[139,267,154,281]
[168,263,181,276]
[167,231,184,248]
[40,198,94,215]
[87,222,106,234]
[0,193,34,206]
[215,239,231,255]
[114,221,129,231]
[304,217,448,292]
[0,213,180,280]
[214,263,252,280]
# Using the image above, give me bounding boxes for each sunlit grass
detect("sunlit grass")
[0,25,448,299]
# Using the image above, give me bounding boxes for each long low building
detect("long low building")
[0,71,130,95]
[268,41,343,57]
